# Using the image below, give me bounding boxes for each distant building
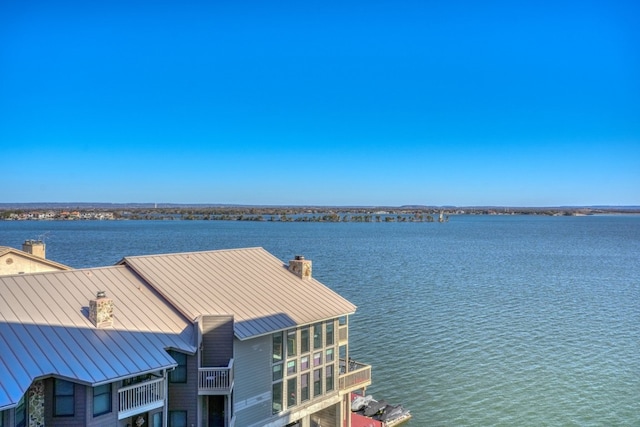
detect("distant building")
[0,240,70,276]
[0,248,371,426]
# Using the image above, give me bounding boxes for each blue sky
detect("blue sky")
[1,0,638,206]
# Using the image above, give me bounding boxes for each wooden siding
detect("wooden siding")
[313,402,338,427]
[202,315,234,367]
[167,353,198,427]
[43,378,87,427]
[234,335,272,426]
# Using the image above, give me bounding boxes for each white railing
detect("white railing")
[118,377,165,419]
[198,359,234,394]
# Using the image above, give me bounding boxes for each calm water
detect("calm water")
[2,215,640,426]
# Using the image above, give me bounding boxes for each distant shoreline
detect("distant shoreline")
[2,205,639,222]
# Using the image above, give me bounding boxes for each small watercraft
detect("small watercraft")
[351,395,374,412]
[363,399,387,417]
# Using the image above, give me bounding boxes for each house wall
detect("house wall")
[167,352,199,427]
[201,315,234,367]
[234,335,272,426]
[0,253,64,276]
[43,378,87,426]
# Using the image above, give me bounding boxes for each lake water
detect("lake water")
[2,215,639,426]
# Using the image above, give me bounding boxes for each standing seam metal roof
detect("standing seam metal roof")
[122,247,357,340]
[0,265,195,410]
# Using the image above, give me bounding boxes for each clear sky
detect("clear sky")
[1,0,638,206]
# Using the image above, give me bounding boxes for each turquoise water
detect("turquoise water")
[2,215,639,426]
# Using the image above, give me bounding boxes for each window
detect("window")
[313,368,323,397]
[272,332,283,362]
[272,364,283,381]
[93,383,111,417]
[300,355,309,371]
[54,379,74,416]
[313,323,322,349]
[287,329,297,357]
[326,365,334,392]
[300,327,310,353]
[301,373,310,402]
[326,321,334,345]
[272,382,283,414]
[169,351,187,383]
[287,377,297,407]
[326,348,334,363]
[169,411,187,427]
[313,352,322,367]
[153,412,163,427]
[287,360,297,375]
[15,396,26,427]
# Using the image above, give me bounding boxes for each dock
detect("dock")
[350,393,412,427]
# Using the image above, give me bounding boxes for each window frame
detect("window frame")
[92,383,112,417]
[53,379,75,417]
[168,410,187,427]
[169,351,188,383]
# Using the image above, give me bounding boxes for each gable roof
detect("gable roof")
[121,247,357,340]
[0,245,71,273]
[0,266,195,411]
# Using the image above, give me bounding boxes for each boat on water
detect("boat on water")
[351,393,412,427]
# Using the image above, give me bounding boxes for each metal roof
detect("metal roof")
[0,266,195,410]
[122,247,357,340]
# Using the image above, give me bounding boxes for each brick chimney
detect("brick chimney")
[89,291,114,328]
[22,240,46,259]
[288,255,312,279]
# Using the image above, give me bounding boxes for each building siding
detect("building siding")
[201,315,234,367]
[43,379,87,426]
[167,353,198,427]
[234,335,272,426]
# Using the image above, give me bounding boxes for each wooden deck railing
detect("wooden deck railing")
[198,359,234,395]
[118,377,165,419]
[338,359,371,393]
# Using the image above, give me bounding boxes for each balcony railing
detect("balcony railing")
[118,377,165,420]
[198,359,234,395]
[338,358,371,394]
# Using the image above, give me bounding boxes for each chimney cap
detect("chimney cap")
[294,255,305,260]
[96,291,107,299]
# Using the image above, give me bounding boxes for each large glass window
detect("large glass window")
[54,379,74,416]
[301,355,309,371]
[93,383,111,417]
[169,351,187,383]
[272,364,283,381]
[326,321,334,345]
[313,368,323,397]
[313,351,322,367]
[272,382,283,414]
[272,332,283,362]
[313,323,322,349]
[169,411,187,427]
[326,348,334,363]
[287,378,297,408]
[326,364,334,392]
[287,329,297,357]
[287,360,297,376]
[301,373,310,402]
[300,327,310,353]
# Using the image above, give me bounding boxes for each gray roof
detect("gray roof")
[0,266,195,411]
[122,247,357,340]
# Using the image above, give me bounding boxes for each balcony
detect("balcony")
[198,359,234,395]
[338,358,371,394]
[118,377,165,420]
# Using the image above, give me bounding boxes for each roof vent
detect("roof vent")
[89,291,113,328]
[288,255,312,280]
